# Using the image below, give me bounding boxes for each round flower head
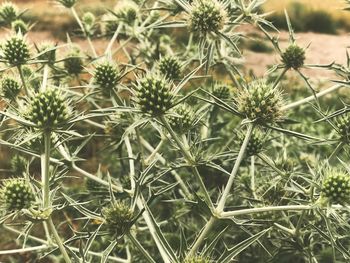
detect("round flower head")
[158,56,181,80]
[10,155,27,175]
[212,84,230,100]
[11,19,28,34]
[25,88,70,129]
[113,0,139,24]
[168,104,194,134]
[2,34,30,65]
[1,76,20,100]
[36,41,57,65]
[184,256,210,263]
[1,178,35,211]
[135,76,173,116]
[0,2,18,25]
[322,170,350,205]
[281,44,305,69]
[102,201,134,236]
[56,0,77,8]
[188,0,227,36]
[336,115,350,142]
[93,61,120,95]
[238,129,265,157]
[64,48,84,75]
[82,12,96,32]
[236,79,284,123]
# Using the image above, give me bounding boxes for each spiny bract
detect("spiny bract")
[159,56,181,80]
[102,201,134,236]
[2,34,30,65]
[236,79,284,123]
[25,88,70,129]
[93,62,120,94]
[281,44,305,69]
[136,76,173,116]
[322,170,350,204]
[188,0,227,35]
[1,178,35,210]
[1,76,20,99]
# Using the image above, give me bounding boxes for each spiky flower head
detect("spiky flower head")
[1,178,35,211]
[82,12,96,33]
[64,48,84,75]
[1,76,20,100]
[2,34,30,65]
[236,79,284,123]
[168,104,194,134]
[102,14,119,36]
[36,41,57,65]
[158,56,181,80]
[0,2,18,25]
[184,256,210,263]
[56,0,77,8]
[102,201,134,236]
[11,19,28,34]
[25,88,70,129]
[322,170,350,204]
[336,114,350,142]
[212,84,230,100]
[281,44,305,69]
[238,129,265,157]
[114,0,139,24]
[10,155,27,175]
[188,0,227,36]
[93,61,120,95]
[135,76,173,116]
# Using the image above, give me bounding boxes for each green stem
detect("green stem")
[17,65,29,96]
[47,217,72,263]
[221,205,312,217]
[127,232,156,263]
[217,123,254,212]
[159,115,213,209]
[272,67,288,89]
[42,131,51,208]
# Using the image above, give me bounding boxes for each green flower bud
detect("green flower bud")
[236,79,284,123]
[11,19,28,34]
[56,0,77,8]
[183,256,210,263]
[114,0,138,24]
[336,115,350,142]
[0,2,18,25]
[64,49,84,75]
[3,34,30,65]
[102,201,133,236]
[25,88,70,129]
[158,56,181,80]
[10,155,27,175]
[322,170,350,204]
[1,178,35,211]
[238,129,265,157]
[212,84,230,100]
[281,44,305,69]
[82,12,95,27]
[135,76,173,116]
[188,0,227,35]
[93,62,120,95]
[1,76,20,99]
[168,104,194,134]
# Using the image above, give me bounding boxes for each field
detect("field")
[1,0,350,263]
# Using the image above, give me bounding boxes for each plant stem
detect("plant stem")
[221,205,312,217]
[47,217,72,263]
[17,65,29,96]
[41,131,51,208]
[186,216,216,259]
[124,135,136,194]
[159,115,213,208]
[127,232,156,263]
[272,68,288,89]
[217,123,254,212]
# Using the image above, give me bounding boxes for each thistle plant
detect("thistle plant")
[1,0,350,263]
